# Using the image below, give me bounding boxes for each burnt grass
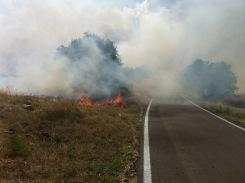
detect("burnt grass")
[0,93,143,183]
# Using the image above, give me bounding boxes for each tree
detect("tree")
[55,33,129,99]
[181,59,237,100]
[57,33,121,65]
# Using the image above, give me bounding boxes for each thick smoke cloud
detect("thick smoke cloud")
[0,0,245,98]
[118,0,245,96]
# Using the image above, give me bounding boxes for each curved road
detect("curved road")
[140,99,245,183]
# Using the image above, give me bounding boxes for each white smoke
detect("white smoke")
[0,0,244,97]
[118,0,245,95]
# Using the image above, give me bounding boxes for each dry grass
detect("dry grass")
[0,93,143,183]
[203,98,245,127]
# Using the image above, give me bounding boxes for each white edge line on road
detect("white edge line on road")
[144,99,153,183]
[183,97,245,132]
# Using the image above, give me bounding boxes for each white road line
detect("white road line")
[184,97,245,132]
[144,99,153,183]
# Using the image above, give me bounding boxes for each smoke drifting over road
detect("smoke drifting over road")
[0,0,245,98]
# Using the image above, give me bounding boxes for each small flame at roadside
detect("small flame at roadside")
[108,92,126,108]
[77,98,93,107]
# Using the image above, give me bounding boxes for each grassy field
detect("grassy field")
[203,96,245,127]
[0,93,143,183]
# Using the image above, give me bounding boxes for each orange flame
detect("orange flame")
[78,97,93,107]
[109,92,126,108]
[2,86,11,96]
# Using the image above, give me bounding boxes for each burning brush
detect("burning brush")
[77,92,127,108]
[107,92,127,108]
[77,97,93,107]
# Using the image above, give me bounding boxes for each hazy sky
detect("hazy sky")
[96,0,143,7]
[0,0,178,11]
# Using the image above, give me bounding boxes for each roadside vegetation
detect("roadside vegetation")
[0,93,143,183]
[203,95,245,127]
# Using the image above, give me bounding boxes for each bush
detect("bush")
[3,136,28,158]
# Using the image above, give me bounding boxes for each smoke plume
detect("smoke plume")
[55,33,133,99]
[0,0,245,98]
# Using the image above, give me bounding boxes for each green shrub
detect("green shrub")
[4,136,28,158]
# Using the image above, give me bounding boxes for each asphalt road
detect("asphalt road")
[140,99,245,183]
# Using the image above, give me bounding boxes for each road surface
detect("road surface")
[139,99,245,183]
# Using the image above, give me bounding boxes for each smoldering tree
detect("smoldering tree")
[58,33,122,65]
[56,33,131,99]
[181,59,237,100]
